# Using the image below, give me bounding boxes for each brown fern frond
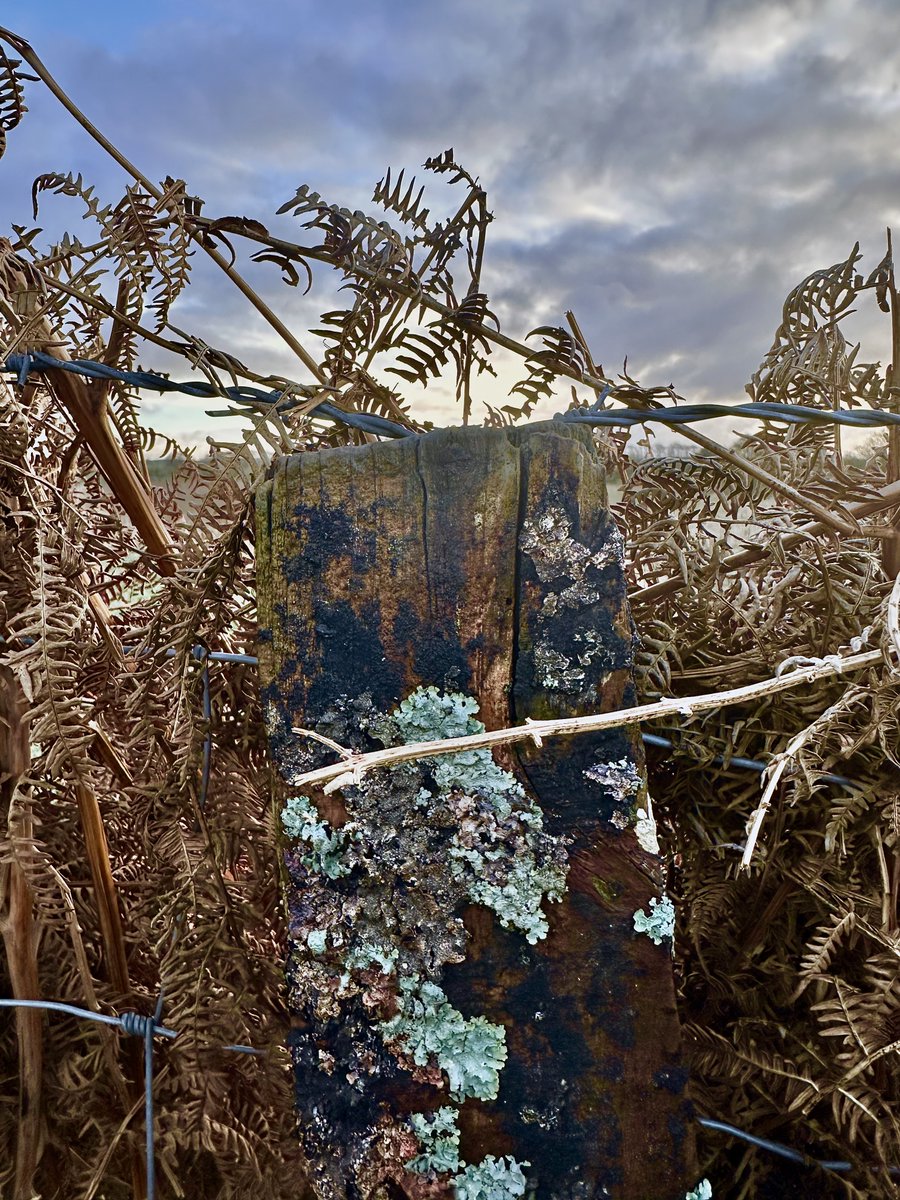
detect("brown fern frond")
[0,45,28,160]
[423,146,478,190]
[372,166,431,232]
[792,910,858,999]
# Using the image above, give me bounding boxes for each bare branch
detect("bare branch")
[291,647,887,795]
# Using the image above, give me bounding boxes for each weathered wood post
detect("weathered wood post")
[256,422,696,1199]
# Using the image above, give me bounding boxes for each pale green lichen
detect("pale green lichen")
[467,856,566,945]
[406,1106,461,1174]
[633,894,676,946]
[345,939,398,974]
[684,1180,712,1200]
[306,928,328,955]
[394,686,567,942]
[381,975,507,1100]
[281,795,351,878]
[406,1108,528,1197]
[393,686,524,811]
[453,1155,529,1199]
[393,686,481,742]
[283,686,571,1182]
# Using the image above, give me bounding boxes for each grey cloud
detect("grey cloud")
[2,0,899,438]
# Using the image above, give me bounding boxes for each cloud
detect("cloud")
[2,0,899,441]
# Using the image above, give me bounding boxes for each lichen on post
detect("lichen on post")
[255,421,696,1198]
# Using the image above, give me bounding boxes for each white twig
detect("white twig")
[888,572,900,669]
[741,759,789,869]
[740,691,860,871]
[323,763,364,793]
[291,647,886,794]
[524,717,544,747]
[291,726,355,760]
[740,728,809,871]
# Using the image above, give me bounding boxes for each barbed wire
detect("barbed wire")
[0,636,879,1189]
[641,731,853,787]
[696,1116,900,1179]
[558,387,900,430]
[7,352,900,437]
[3,351,415,438]
[1,343,888,1187]
[0,637,861,808]
[0,996,261,1199]
[3,994,892,1191]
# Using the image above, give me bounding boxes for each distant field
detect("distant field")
[146,456,189,484]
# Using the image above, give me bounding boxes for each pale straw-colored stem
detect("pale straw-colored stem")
[740,729,808,871]
[291,647,886,795]
[888,571,900,666]
[291,726,356,761]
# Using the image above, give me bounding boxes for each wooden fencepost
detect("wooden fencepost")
[256,421,697,1199]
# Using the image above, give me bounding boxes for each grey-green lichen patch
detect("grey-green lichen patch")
[684,1180,712,1200]
[406,1106,461,1174]
[392,685,482,741]
[532,644,588,692]
[518,503,626,694]
[281,794,353,878]
[406,1107,529,1197]
[586,755,652,843]
[306,928,328,955]
[381,975,508,1101]
[453,1156,529,1199]
[633,894,676,947]
[345,939,398,975]
[519,503,623,615]
[467,855,566,944]
[280,684,566,1183]
[392,686,524,809]
[584,756,642,807]
[394,687,568,942]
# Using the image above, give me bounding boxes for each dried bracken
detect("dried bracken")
[0,22,899,1200]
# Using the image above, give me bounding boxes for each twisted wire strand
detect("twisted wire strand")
[2,999,894,1184]
[8,351,900,435]
[1,344,889,1185]
[0,997,263,1197]
[4,351,415,438]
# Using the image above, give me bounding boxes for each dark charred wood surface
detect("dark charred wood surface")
[256,422,696,1199]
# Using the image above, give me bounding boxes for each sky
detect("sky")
[2,0,900,447]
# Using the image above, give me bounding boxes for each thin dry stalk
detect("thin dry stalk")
[293,648,886,795]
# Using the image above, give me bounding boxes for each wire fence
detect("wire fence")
[1,640,877,1190]
[3,351,413,438]
[1,352,890,1191]
[4,991,893,1194]
[0,996,262,1200]
[8,351,900,437]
